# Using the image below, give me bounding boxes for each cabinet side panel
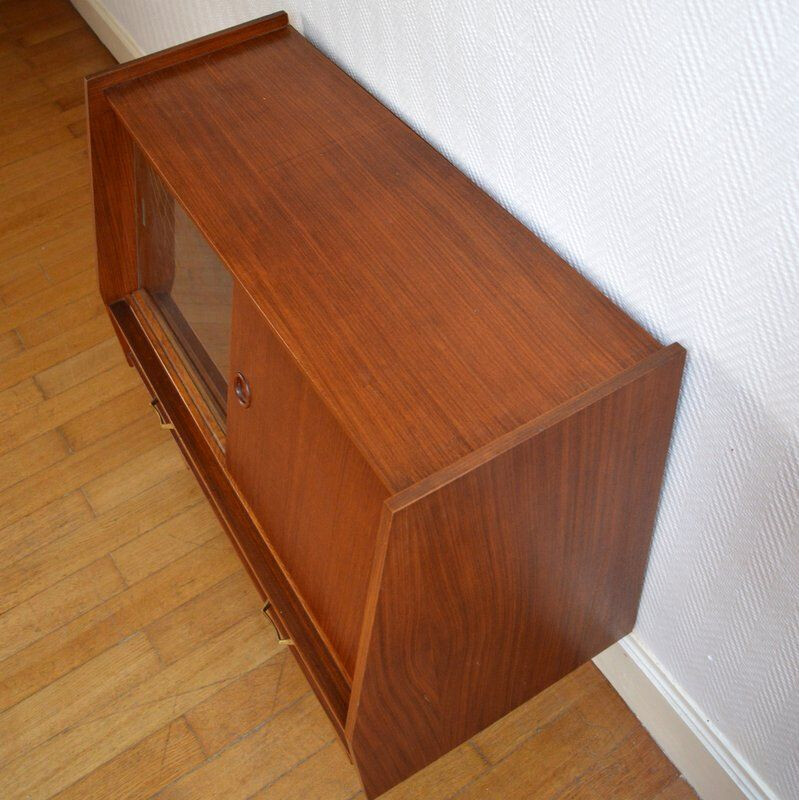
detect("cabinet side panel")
[86,90,138,305]
[350,347,684,798]
[227,286,388,678]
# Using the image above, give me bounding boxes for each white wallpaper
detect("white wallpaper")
[92,1,799,797]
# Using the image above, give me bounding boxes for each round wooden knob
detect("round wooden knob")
[234,372,251,407]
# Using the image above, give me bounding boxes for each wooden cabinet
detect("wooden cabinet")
[86,12,684,797]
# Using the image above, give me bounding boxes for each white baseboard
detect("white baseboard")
[71,0,144,62]
[594,636,778,800]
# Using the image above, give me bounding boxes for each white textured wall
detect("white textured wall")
[91,1,799,797]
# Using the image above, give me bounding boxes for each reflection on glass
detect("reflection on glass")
[136,153,232,420]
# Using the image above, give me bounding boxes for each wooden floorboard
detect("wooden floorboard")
[0,2,700,798]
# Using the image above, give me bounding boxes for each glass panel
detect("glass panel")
[135,152,232,420]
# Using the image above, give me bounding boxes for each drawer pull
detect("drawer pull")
[262,600,293,646]
[150,398,174,430]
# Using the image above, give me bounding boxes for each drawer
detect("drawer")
[109,298,353,742]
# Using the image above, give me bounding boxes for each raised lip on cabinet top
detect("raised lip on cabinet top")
[87,11,673,496]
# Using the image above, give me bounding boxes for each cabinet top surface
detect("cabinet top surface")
[103,23,661,492]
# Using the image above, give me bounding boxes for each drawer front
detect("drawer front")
[110,298,352,733]
[226,286,388,679]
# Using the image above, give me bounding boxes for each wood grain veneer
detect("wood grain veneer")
[227,284,388,679]
[101,24,660,492]
[86,13,685,798]
[349,344,685,796]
